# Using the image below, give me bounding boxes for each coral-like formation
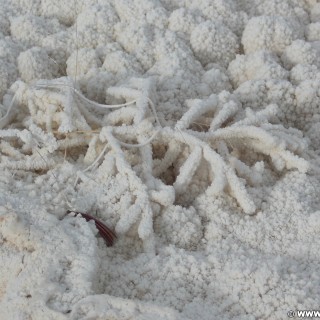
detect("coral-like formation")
[242,15,300,54]
[18,47,60,82]
[228,50,288,87]
[190,21,239,67]
[0,76,309,252]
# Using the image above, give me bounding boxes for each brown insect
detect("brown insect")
[67,210,116,246]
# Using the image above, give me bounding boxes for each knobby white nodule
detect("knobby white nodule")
[0,76,309,252]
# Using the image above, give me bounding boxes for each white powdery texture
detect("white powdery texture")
[101,171,320,319]
[0,193,101,319]
[0,0,320,319]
